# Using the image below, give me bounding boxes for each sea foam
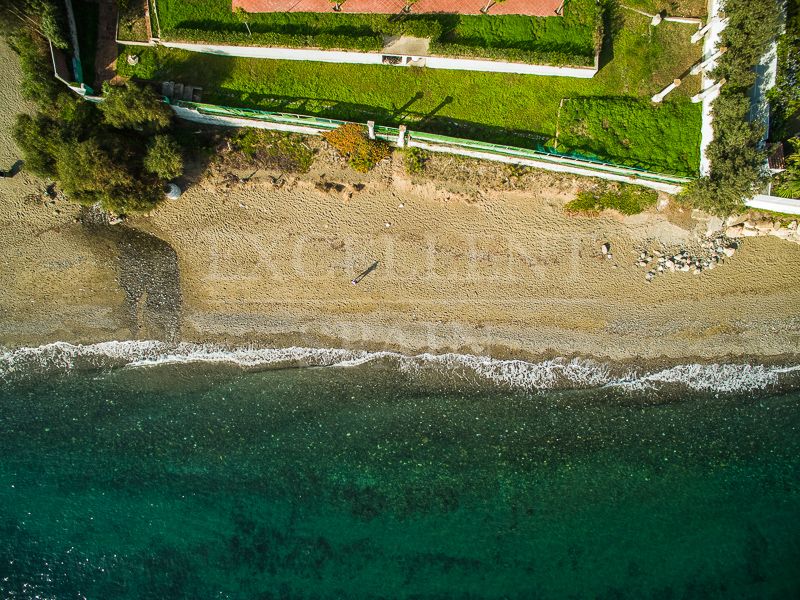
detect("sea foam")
[1,341,798,393]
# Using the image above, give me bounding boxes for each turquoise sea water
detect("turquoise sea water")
[1,343,799,598]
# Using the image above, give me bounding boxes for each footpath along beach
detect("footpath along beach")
[1,41,799,363]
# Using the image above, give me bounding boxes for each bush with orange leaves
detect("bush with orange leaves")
[322,123,391,173]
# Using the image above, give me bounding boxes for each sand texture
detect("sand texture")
[1,41,799,361]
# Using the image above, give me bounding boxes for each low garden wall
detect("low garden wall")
[170,100,689,193]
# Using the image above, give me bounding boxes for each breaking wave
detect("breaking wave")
[1,341,798,393]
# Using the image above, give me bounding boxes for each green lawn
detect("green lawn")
[118,11,702,174]
[558,98,700,176]
[153,0,599,64]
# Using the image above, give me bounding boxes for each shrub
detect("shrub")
[144,135,184,180]
[564,185,658,216]
[773,136,800,199]
[323,124,390,172]
[9,32,64,109]
[38,0,69,49]
[404,147,427,174]
[229,129,314,173]
[12,113,61,177]
[99,82,172,131]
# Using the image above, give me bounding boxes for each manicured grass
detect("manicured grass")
[558,98,701,175]
[154,0,599,64]
[118,11,701,174]
[73,0,99,88]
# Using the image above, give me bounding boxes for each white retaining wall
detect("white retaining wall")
[746,194,800,215]
[158,41,598,77]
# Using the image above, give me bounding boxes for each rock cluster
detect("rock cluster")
[725,219,799,243]
[634,235,739,282]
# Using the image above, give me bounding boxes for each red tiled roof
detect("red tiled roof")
[233,0,563,17]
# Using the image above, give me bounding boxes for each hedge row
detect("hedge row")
[165,28,384,51]
[427,41,596,67]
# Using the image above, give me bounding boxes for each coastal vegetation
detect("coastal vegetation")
[564,184,658,215]
[681,0,780,215]
[323,123,391,172]
[226,129,315,172]
[13,81,182,214]
[116,8,701,175]
[153,0,601,65]
[403,147,428,174]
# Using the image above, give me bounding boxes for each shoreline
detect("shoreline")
[3,339,800,395]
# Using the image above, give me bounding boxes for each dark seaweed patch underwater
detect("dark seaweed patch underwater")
[1,353,799,599]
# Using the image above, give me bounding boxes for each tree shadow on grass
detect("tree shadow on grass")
[597,0,624,72]
[206,90,552,149]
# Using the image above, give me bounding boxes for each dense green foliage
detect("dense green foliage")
[116,9,701,175]
[7,33,63,106]
[323,123,391,172]
[773,137,800,198]
[564,184,659,215]
[558,97,701,175]
[769,0,800,198]
[153,0,600,65]
[681,0,780,215]
[228,129,315,173]
[0,0,70,49]
[144,135,184,180]
[769,0,800,142]
[13,102,165,213]
[99,82,173,130]
[12,38,175,214]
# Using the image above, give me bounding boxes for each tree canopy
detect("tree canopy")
[99,82,173,131]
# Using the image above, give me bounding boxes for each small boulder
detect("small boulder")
[726,225,744,238]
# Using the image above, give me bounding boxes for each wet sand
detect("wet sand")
[1,41,799,362]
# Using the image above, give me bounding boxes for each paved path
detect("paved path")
[234,0,561,16]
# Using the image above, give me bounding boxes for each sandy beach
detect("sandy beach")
[1,41,799,363]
